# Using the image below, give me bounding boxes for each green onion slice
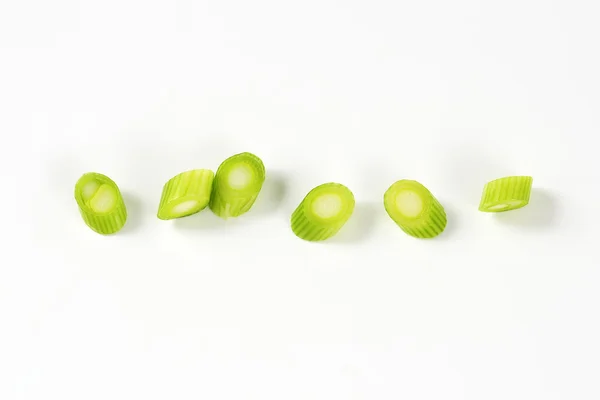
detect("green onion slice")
[74,172,127,234]
[384,180,446,238]
[478,176,533,212]
[291,183,355,241]
[157,169,214,220]
[209,152,266,219]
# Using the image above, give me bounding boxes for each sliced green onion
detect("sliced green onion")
[209,152,266,219]
[157,169,214,220]
[478,176,533,212]
[383,180,446,238]
[291,183,355,241]
[74,172,127,234]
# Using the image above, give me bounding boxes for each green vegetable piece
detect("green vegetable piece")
[74,172,127,234]
[291,183,355,241]
[384,180,447,238]
[209,152,266,219]
[157,169,214,220]
[478,175,533,212]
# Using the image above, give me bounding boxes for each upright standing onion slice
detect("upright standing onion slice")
[291,183,355,241]
[157,169,214,220]
[74,172,127,234]
[384,180,446,238]
[209,152,266,219]
[478,176,533,212]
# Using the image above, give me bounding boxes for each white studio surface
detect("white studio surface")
[2,1,599,399]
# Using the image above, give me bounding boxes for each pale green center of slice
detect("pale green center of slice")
[88,184,117,213]
[171,199,200,216]
[82,180,101,201]
[227,165,252,190]
[311,194,342,219]
[395,190,423,218]
[488,200,523,211]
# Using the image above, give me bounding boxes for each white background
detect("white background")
[2,0,599,399]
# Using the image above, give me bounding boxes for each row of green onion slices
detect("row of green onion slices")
[74,152,534,240]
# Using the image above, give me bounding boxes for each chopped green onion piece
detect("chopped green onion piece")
[479,176,533,212]
[74,172,127,234]
[157,169,214,220]
[209,152,266,219]
[384,180,446,238]
[291,183,355,241]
